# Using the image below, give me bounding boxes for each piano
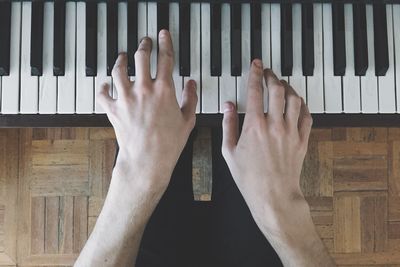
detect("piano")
[0,0,400,128]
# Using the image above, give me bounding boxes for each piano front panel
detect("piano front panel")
[0,1,400,127]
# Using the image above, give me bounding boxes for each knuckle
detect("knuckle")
[290,95,302,108]
[111,65,123,77]
[221,146,232,159]
[161,48,174,60]
[134,49,148,60]
[269,85,285,97]
[186,115,196,130]
[244,114,264,128]
[304,114,313,126]
[270,123,286,136]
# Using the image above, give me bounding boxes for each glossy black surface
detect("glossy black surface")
[106,0,118,76]
[230,3,241,76]
[31,0,44,76]
[332,2,346,76]
[53,0,66,76]
[373,3,389,76]
[301,3,314,76]
[210,2,222,76]
[127,0,138,76]
[281,3,292,76]
[85,1,97,76]
[0,0,11,76]
[353,3,368,76]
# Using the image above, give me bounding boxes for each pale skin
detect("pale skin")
[74,30,336,267]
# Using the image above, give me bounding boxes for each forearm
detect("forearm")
[258,199,336,267]
[74,158,168,267]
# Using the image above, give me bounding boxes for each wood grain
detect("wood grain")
[0,127,398,266]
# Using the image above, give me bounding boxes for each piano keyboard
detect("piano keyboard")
[0,1,400,117]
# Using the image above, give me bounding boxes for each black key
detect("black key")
[231,3,241,76]
[31,0,44,76]
[373,3,389,76]
[53,0,66,76]
[353,3,368,76]
[210,3,221,76]
[250,2,262,61]
[86,1,97,77]
[107,0,118,76]
[0,0,11,76]
[281,3,293,76]
[179,3,190,76]
[301,3,314,76]
[127,0,138,76]
[157,2,169,55]
[157,2,169,32]
[332,2,346,76]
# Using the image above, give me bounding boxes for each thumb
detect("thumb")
[222,102,239,156]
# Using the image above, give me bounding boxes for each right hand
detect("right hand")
[221,59,313,233]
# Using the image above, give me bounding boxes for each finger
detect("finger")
[134,37,152,83]
[299,98,313,142]
[282,80,302,129]
[264,69,285,121]
[111,53,132,96]
[245,59,264,115]
[181,80,198,120]
[97,83,115,113]
[157,30,174,80]
[222,102,239,156]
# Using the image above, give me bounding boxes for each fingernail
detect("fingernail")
[189,80,196,88]
[139,37,147,43]
[159,29,168,38]
[253,59,263,68]
[223,102,234,113]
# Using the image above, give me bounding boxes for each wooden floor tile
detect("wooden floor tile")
[0,127,398,266]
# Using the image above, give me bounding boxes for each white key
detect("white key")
[323,3,342,113]
[219,3,236,113]
[134,1,147,82]
[261,3,271,113]
[39,2,57,114]
[360,5,378,113]
[201,3,219,113]
[237,4,251,113]
[148,2,157,79]
[271,4,286,81]
[76,2,94,114]
[58,2,76,114]
[118,2,128,52]
[95,3,111,114]
[115,1,128,100]
[184,4,201,113]
[307,4,324,113]
[343,4,361,113]
[169,3,183,104]
[290,4,307,102]
[20,2,39,114]
[394,4,400,113]
[1,2,21,114]
[378,4,396,113]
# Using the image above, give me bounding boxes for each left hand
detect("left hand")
[97,30,198,192]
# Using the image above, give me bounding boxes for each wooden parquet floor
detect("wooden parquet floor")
[0,127,399,266]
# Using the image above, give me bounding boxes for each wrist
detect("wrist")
[257,197,314,241]
[114,151,173,192]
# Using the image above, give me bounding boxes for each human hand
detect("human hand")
[221,59,313,234]
[98,30,197,192]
